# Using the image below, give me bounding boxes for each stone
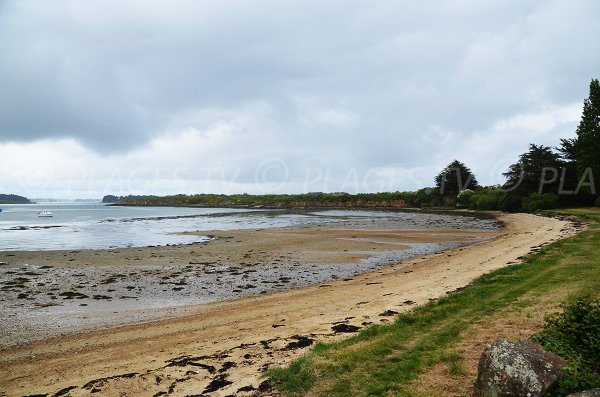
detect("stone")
[474,339,565,397]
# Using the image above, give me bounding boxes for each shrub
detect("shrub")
[522,193,560,212]
[538,296,600,369]
[456,189,474,207]
[412,188,440,207]
[475,194,498,210]
[467,188,504,211]
[533,296,600,395]
[499,193,523,212]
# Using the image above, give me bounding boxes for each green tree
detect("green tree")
[556,138,580,199]
[558,138,577,162]
[503,144,562,196]
[434,160,479,199]
[575,78,600,196]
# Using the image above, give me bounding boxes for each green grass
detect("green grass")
[267,208,600,397]
[546,207,600,222]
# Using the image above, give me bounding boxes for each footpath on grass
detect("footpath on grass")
[268,208,600,397]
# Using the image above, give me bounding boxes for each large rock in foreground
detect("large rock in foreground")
[474,339,565,397]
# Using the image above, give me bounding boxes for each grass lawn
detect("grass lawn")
[267,208,600,397]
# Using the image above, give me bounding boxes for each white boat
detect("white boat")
[37,211,54,218]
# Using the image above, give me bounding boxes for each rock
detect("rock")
[567,390,600,397]
[474,339,565,397]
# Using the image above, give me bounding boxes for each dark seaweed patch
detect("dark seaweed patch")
[203,374,233,393]
[331,323,361,333]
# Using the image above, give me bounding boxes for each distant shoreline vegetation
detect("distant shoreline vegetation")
[0,194,31,204]
[104,192,415,209]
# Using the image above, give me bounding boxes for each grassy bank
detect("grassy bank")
[267,208,600,396]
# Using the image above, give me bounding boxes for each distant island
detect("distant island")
[0,194,31,204]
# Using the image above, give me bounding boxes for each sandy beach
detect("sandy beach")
[0,212,576,396]
[0,210,499,347]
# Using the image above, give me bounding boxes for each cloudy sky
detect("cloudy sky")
[0,0,598,198]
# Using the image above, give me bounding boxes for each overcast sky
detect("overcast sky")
[0,0,598,198]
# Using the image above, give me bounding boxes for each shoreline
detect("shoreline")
[0,212,498,347]
[0,212,578,397]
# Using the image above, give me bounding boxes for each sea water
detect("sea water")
[0,203,317,250]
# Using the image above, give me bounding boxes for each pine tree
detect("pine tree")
[503,144,562,195]
[434,160,479,198]
[575,79,600,196]
[556,138,578,195]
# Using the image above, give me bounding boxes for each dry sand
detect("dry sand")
[0,212,576,397]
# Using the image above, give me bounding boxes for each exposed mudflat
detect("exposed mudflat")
[0,211,499,347]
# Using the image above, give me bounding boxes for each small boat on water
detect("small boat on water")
[37,210,54,218]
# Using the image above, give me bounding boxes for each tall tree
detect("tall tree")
[575,78,600,196]
[503,144,562,195]
[556,138,578,194]
[435,160,479,198]
[557,138,577,162]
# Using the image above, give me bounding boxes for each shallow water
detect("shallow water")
[0,203,329,250]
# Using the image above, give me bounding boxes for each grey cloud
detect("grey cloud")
[0,0,599,189]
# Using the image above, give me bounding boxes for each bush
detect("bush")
[456,189,474,207]
[412,188,440,207]
[538,296,600,369]
[499,193,523,212]
[467,188,505,211]
[533,296,600,395]
[475,194,498,210]
[595,197,600,206]
[522,193,560,212]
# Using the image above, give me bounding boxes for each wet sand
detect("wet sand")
[0,212,577,396]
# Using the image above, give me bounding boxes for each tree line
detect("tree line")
[0,194,31,204]
[430,79,600,212]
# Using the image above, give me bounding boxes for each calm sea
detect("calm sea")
[0,203,327,250]
[0,203,500,251]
